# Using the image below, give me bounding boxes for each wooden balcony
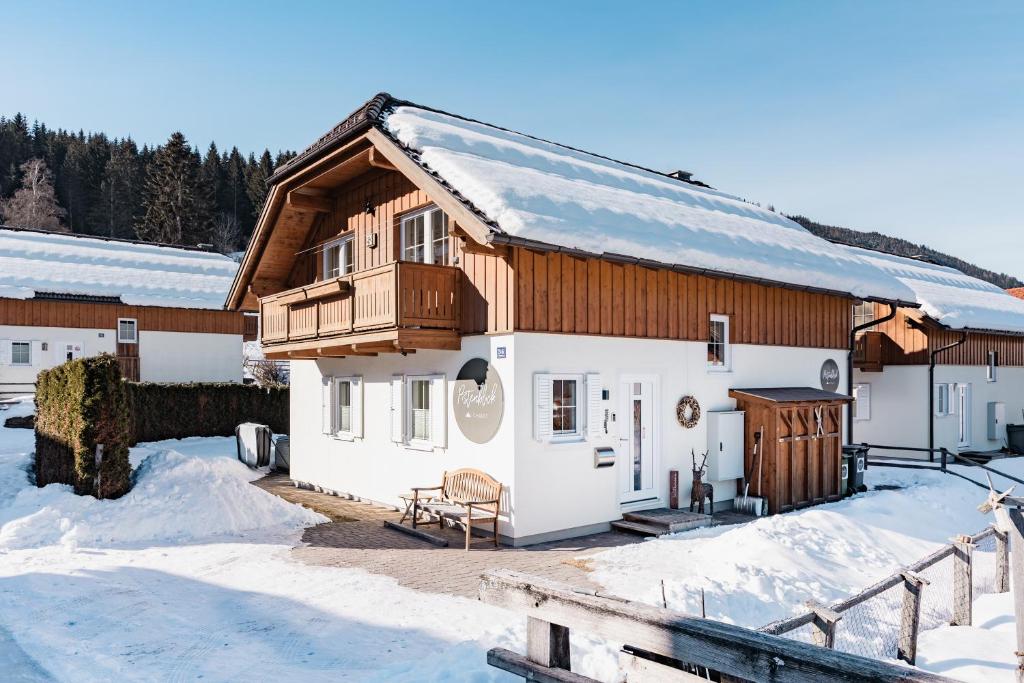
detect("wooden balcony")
[853,330,885,372]
[259,261,462,357]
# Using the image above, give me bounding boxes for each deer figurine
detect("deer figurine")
[690,449,714,515]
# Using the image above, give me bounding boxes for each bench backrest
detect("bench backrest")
[442,468,502,509]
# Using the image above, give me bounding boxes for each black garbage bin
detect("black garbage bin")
[842,445,868,495]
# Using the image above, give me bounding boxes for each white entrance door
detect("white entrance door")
[619,376,658,505]
[958,383,972,449]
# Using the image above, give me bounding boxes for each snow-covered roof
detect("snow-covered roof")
[383,104,917,303]
[848,246,1024,334]
[0,228,239,310]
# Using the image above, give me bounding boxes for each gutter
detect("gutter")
[847,303,898,444]
[928,332,968,461]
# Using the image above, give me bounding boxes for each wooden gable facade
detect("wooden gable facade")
[234,114,856,358]
[853,302,1024,370]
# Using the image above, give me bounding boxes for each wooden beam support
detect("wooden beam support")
[368,147,397,171]
[287,190,334,213]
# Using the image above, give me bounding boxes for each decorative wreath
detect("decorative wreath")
[676,395,701,429]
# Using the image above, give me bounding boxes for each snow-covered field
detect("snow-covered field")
[917,591,1017,681]
[0,394,1017,681]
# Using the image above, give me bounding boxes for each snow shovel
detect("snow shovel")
[736,426,766,516]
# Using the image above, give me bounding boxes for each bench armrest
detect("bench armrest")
[411,486,443,493]
[458,499,500,506]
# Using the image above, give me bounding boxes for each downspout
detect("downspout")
[928,332,968,461]
[848,303,897,444]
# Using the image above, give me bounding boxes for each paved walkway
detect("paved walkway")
[253,474,638,598]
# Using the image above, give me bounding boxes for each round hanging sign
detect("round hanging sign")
[453,358,504,444]
[820,359,841,393]
[676,395,701,429]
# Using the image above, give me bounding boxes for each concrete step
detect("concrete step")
[622,509,713,533]
[610,520,669,537]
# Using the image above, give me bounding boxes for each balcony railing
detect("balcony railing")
[259,261,461,345]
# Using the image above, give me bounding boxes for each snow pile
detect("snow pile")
[849,245,1024,333]
[917,592,1017,681]
[0,228,239,309]
[384,106,916,303]
[586,462,1020,631]
[0,437,325,550]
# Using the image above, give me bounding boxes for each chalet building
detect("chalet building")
[0,226,246,395]
[851,247,1024,457]
[228,93,917,544]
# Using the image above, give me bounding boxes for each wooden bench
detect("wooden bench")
[411,468,502,550]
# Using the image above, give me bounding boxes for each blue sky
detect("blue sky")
[3,1,1022,278]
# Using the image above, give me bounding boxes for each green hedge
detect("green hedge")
[35,354,132,499]
[128,382,289,443]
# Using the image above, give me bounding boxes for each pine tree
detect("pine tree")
[137,132,210,245]
[245,149,274,223]
[0,158,67,230]
[223,147,253,236]
[99,138,142,238]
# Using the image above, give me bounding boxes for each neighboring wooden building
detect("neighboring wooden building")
[228,93,914,544]
[851,246,1024,456]
[0,226,245,394]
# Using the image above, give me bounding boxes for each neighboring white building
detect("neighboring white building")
[850,246,1024,459]
[0,226,246,395]
[228,93,920,544]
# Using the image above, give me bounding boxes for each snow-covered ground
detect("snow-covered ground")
[0,394,1018,680]
[917,591,1017,681]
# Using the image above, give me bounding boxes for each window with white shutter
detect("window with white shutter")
[321,375,335,434]
[534,372,585,442]
[10,341,31,366]
[852,383,871,421]
[333,376,363,440]
[390,375,405,443]
[403,374,446,450]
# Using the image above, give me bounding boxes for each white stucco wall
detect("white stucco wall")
[288,335,518,535]
[138,331,243,383]
[0,325,241,395]
[854,365,1024,458]
[288,331,847,543]
[0,325,116,395]
[509,333,847,540]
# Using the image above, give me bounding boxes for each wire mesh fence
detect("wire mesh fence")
[759,526,1007,664]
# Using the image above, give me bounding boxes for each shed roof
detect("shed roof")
[0,226,239,310]
[1008,288,1024,301]
[729,387,853,403]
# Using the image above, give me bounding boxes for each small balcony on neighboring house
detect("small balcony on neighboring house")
[853,330,886,372]
[259,261,462,359]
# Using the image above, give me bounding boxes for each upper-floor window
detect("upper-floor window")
[323,235,354,279]
[401,207,449,265]
[118,318,138,344]
[708,314,730,371]
[987,350,998,382]
[853,301,876,330]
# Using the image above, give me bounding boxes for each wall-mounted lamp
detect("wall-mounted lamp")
[363,199,375,216]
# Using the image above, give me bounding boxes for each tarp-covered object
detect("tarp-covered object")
[235,422,272,468]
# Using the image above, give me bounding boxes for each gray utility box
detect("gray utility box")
[707,411,745,481]
[988,402,1006,441]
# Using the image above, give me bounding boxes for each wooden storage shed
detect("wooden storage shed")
[729,388,852,514]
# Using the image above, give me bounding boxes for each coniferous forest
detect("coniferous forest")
[0,113,295,253]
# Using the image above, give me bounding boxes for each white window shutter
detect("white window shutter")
[350,376,364,438]
[321,375,335,435]
[390,375,405,443]
[430,375,447,448]
[0,340,9,366]
[854,384,871,421]
[586,373,603,440]
[534,374,553,442]
[948,384,958,415]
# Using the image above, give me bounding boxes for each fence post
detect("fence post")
[526,616,571,671]
[805,601,842,649]
[897,571,929,665]
[1007,508,1024,683]
[997,528,1010,593]
[952,535,975,626]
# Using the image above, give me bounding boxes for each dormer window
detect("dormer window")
[323,236,354,279]
[401,207,449,265]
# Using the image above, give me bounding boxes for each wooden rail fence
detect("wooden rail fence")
[759,525,1007,665]
[480,569,953,682]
